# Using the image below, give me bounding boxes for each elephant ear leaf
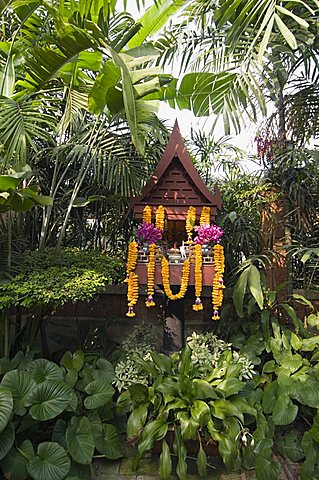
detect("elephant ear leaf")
[1,439,34,480]
[26,359,63,383]
[26,380,72,420]
[94,423,122,460]
[27,442,71,480]
[66,416,95,465]
[1,370,36,415]
[0,386,13,434]
[61,351,84,373]
[0,421,15,460]
[84,380,114,409]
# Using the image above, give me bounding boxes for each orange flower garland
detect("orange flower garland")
[193,244,203,311]
[200,206,211,226]
[161,257,190,300]
[186,206,196,242]
[155,205,165,231]
[146,243,156,307]
[124,241,138,283]
[126,272,139,317]
[143,205,152,224]
[212,244,225,320]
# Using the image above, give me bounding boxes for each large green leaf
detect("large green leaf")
[215,378,244,398]
[127,403,148,440]
[211,398,244,422]
[173,427,187,480]
[26,359,63,383]
[0,386,13,434]
[27,442,71,480]
[177,412,199,441]
[197,443,207,478]
[61,351,84,373]
[27,380,72,420]
[272,395,298,425]
[151,353,172,374]
[66,416,94,465]
[1,440,34,480]
[233,267,249,317]
[190,400,211,427]
[93,423,122,460]
[0,175,21,191]
[0,421,15,460]
[248,264,264,310]
[1,369,36,415]
[96,358,115,383]
[127,0,188,48]
[193,379,218,400]
[23,27,94,90]
[137,419,168,459]
[159,439,172,480]
[276,430,304,462]
[52,418,67,449]
[84,380,114,409]
[255,450,281,480]
[88,60,120,115]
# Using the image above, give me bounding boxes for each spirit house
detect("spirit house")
[126,122,225,321]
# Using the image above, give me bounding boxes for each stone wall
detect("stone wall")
[47,285,215,357]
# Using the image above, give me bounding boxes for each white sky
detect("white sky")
[118,0,259,157]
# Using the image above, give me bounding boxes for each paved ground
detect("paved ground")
[94,450,292,480]
[92,441,294,480]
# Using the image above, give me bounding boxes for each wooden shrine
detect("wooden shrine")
[130,121,222,286]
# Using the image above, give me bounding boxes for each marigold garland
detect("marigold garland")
[143,205,152,224]
[146,243,156,307]
[124,241,138,283]
[193,244,203,311]
[126,272,139,317]
[212,244,225,320]
[186,206,196,242]
[155,205,165,231]
[161,257,190,300]
[200,206,211,226]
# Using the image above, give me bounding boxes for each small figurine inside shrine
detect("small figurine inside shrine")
[126,122,225,322]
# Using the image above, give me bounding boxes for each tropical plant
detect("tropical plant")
[114,323,159,391]
[118,337,259,479]
[229,290,319,480]
[0,248,124,356]
[0,350,122,480]
[153,0,319,134]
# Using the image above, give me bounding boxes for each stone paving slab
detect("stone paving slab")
[95,456,291,480]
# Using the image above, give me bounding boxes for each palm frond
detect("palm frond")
[0,96,57,165]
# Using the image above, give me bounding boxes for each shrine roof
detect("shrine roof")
[131,122,221,215]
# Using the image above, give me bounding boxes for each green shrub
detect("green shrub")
[0,248,124,310]
[0,350,122,480]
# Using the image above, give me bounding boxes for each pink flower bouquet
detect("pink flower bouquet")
[194,223,224,245]
[137,222,162,244]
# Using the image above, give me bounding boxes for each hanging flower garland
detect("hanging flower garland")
[212,244,225,320]
[200,206,211,226]
[155,205,165,231]
[124,241,138,283]
[186,206,196,242]
[193,244,203,311]
[126,272,139,317]
[146,243,156,307]
[161,257,190,300]
[143,205,152,224]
